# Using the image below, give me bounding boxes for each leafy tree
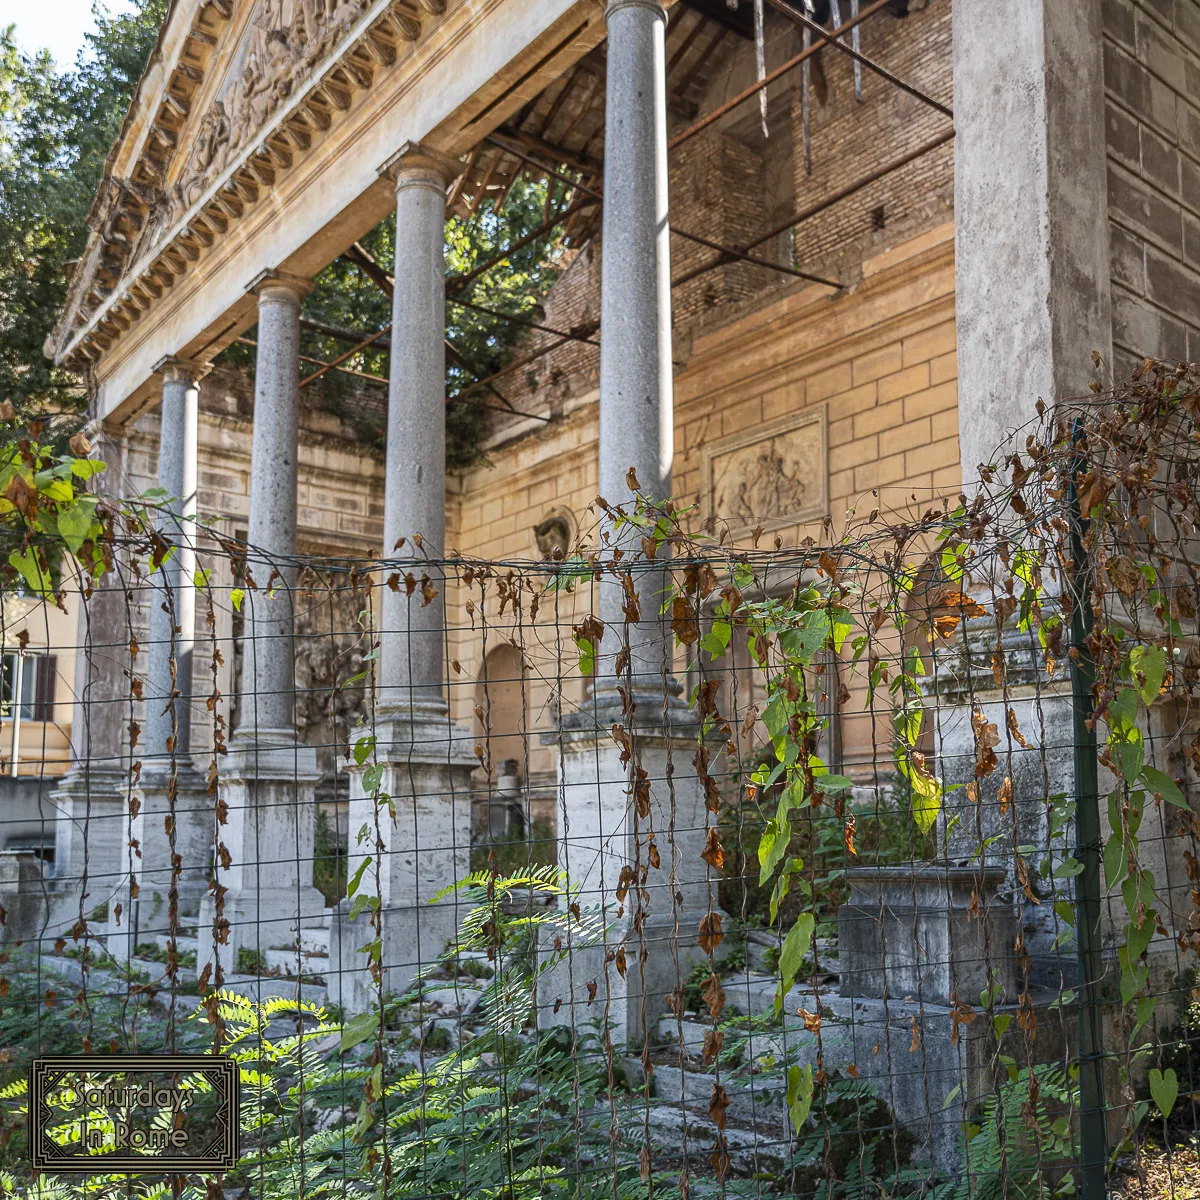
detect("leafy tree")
[2,1,566,467]
[0,1,167,419]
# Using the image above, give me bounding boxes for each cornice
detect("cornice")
[54,0,452,371]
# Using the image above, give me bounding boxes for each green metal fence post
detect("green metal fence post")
[1067,417,1108,1198]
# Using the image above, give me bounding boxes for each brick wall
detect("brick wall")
[786,0,955,275]
[1103,0,1200,374]
[447,224,960,776]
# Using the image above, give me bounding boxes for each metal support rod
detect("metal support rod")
[1067,416,1109,1199]
[670,128,954,291]
[300,322,393,388]
[763,0,953,119]
[448,297,601,346]
[446,197,598,295]
[670,226,840,288]
[483,133,840,289]
[668,0,893,150]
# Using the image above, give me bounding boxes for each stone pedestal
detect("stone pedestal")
[106,766,211,960]
[50,769,127,928]
[839,866,1018,1005]
[930,616,1079,989]
[197,736,325,978]
[0,851,50,943]
[535,703,716,1048]
[327,711,476,1013]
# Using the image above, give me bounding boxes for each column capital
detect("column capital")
[605,0,667,22]
[378,140,461,191]
[153,355,210,384]
[245,269,314,303]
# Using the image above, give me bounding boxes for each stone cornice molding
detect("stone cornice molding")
[52,0,453,372]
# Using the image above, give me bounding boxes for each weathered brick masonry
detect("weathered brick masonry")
[1104,0,1200,373]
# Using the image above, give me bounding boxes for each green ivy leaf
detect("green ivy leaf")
[8,547,51,596]
[68,458,106,480]
[1103,833,1126,888]
[56,497,96,555]
[353,735,376,767]
[1149,1068,1178,1119]
[786,1063,814,1133]
[1140,766,1186,809]
[346,856,371,898]
[340,1011,379,1053]
[775,912,815,1015]
[1106,688,1139,735]
[230,587,245,613]
[1130,645,1167,704]
[758,817,791,887]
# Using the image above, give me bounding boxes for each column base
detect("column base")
[49,767,128,921]
[196,734,326,983]
[540,700,717,1047]
[105,765,211,960]
[329,710,476,1013]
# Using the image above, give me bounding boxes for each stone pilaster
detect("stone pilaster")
[198,273,325,981]
[953,0,1112,478]
[329,143,476,1014]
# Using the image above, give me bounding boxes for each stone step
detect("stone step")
[297,926,330,955]
[651,1064,790,1131]
[263,947,329,978]
[635,1099,791,1174]
[154,934,199,955]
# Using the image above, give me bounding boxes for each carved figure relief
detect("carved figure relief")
[292,584,370,759]
[702,406,827,537]
[137,0,372,263]
[533,508,575,560]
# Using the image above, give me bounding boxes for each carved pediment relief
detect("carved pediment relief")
[49,0,445,370]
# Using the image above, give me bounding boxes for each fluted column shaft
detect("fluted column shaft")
[378,144,458,714]
[240,272,311,739]
[144,358,200,770]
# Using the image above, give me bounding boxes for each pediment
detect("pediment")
[49,0,443,370]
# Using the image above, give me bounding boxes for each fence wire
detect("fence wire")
[2,363,1200,1199]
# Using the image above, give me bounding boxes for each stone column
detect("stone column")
[238,272,312,745]
[539,0,714,1050]
[329,143,475,1014]
[108,360,211,957]
[51,426,132,928]
[198,272,324,981]
[948,0,1114,961]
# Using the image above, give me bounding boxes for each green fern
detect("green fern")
[931,1066,1077,1200]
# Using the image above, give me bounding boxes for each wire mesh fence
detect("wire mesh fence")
[2,363,1200,1197]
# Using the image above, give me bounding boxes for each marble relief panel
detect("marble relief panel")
[702,406,828,536]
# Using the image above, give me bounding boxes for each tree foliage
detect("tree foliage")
[2,2,566,469]
[0,2,167,418]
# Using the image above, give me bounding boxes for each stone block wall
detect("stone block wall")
[1103,0,1200,374]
